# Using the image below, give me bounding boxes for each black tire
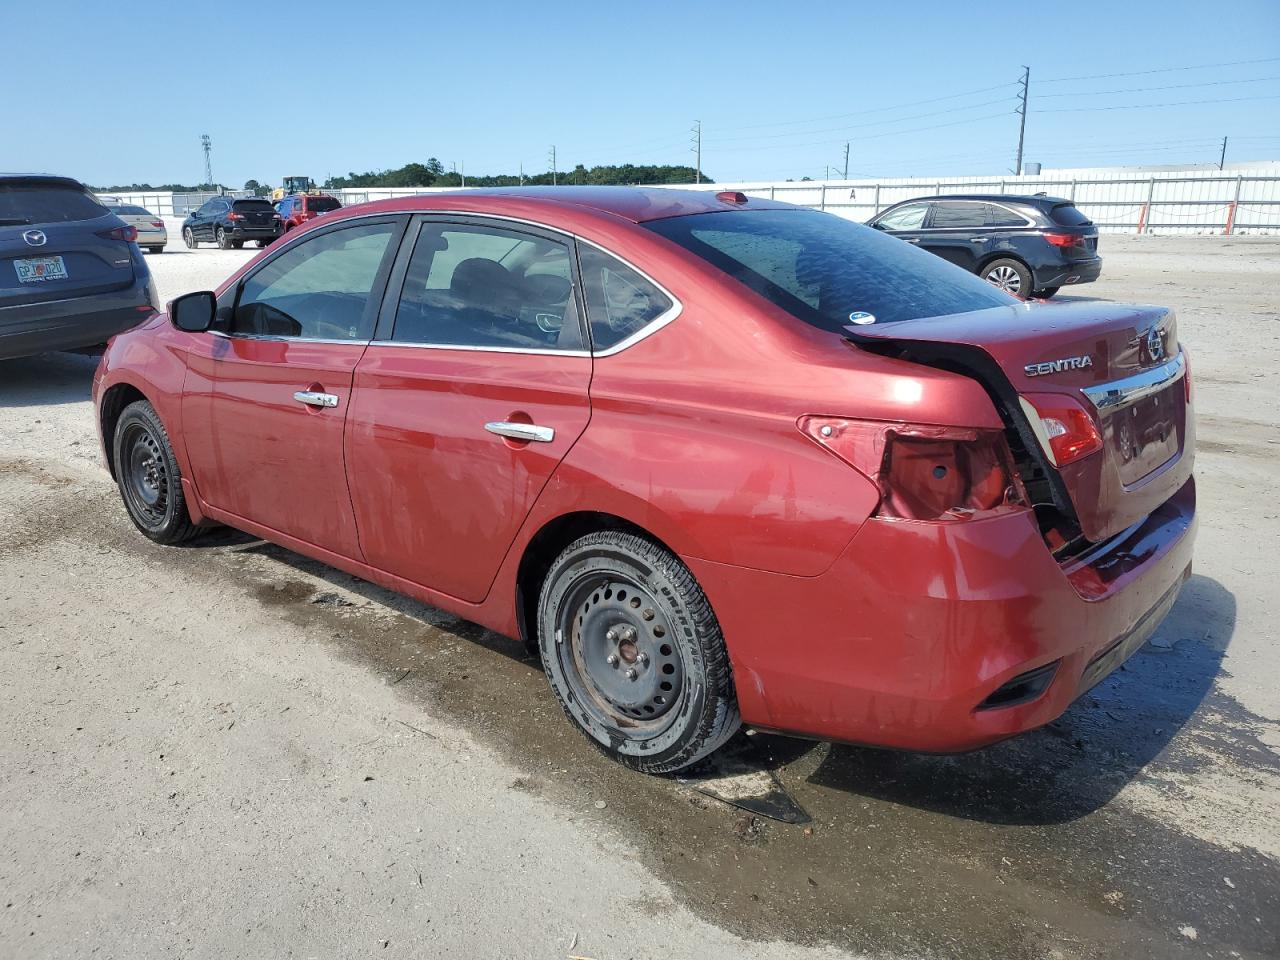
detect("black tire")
[231,240,244,249]
[182,227,197,249]
[216,227,231,250]
[148,246,164,254]
[112,400,202,545]
[1032,286,1061,299]
[256,239,272,248]
[981,257,1032,298]
[537,531,740,774]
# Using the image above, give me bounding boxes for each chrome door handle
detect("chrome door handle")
[905,238,920,244]
[970,237,987,243]
[484,421,554,443]
[293,390,339,408]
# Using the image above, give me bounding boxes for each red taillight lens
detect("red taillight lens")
[1044,232,1076,247]
[1023,393,1103,466]
[98,224,138,242]
[799,417,1022,521]
[150,220,164,228]
[226,211,244,221]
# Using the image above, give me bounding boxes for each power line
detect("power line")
[717,110,1015,153]
[1037,74,1280,98]
[1039,55,1280,84]
[708,96,1017,144]
[1035,92,1280,113]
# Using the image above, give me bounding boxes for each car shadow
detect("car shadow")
[0,350,103,408]
[797,574,1250,826]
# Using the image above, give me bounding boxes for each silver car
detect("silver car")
[102,201,168,254]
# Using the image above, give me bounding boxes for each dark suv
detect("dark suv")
[867,194,1101,298]
[1,173,158,360]
[181,197,283,250]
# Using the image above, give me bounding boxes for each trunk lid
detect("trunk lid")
[847,300,1192,545]
[232,200,277,227]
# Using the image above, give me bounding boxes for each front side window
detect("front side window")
[392,221,583,350]
[578,247,673,352]
[230,221,396,340]
[645,209,1011,330]
[873,202,928,231]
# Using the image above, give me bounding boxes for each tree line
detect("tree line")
[93,161,710,196]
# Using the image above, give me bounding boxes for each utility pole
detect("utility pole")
[1014,66,1030,177]
[1219,136,1228,170]
[200,134,212,187]
[549,145,557,186]
[691,120,702,183]
[461,161,465,188]
[843,141,850,180]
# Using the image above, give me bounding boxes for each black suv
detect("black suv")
[1,173,158,359]
[867,194,1101,298]
[181,196,283,250]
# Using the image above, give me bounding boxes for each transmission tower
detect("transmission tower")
[201,134,213,187]
[1014,67,1029,176]
[691,121,702,183]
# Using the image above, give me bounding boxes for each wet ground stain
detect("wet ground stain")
[11,464,1280,960]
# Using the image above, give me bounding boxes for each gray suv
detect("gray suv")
[1,173,159,359]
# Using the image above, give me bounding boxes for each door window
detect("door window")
[230,221,397,340]
[929,202,987,229]
[873,202,928,231]
[577,247,673,352]
[984,203,1030,227]
[391,221,584,350]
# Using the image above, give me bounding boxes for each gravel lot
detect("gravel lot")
[1,231,1277,959]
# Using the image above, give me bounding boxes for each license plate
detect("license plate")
[15,256,68,283]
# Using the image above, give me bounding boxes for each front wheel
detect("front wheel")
[182,227,197,249]
[537,531,740,774]
[113,400,202,545]
[981,258,1031,298]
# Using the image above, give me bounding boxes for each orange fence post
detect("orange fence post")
[1225,202,1238,235]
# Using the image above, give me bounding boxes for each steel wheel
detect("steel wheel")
[558,571,685,729]
[119,420,170,530]
[183,227,196,249]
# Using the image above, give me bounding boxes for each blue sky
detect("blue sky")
[9,0,1279,187]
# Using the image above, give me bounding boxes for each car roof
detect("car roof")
[355,186,796,224]
[0,173,87,188]
[900,193,1072,207]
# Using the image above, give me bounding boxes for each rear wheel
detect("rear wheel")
[232,240,244,249]
[256,239,272,248]
[182,227,197,249]
[537,531,740,774]
[113,400,202,545]
[148,246,164,254]
[216,227,231,250]
[1033,286,1061,299]
[981,258,1031,298]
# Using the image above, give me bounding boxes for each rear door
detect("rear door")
[345,215,592,602]
[181,215,406,557]
[0,178,135,311]
[918,200,989,270]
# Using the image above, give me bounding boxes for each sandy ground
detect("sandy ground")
[1,232,1278,960]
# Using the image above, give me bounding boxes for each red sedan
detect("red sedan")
[93,188,1196,774]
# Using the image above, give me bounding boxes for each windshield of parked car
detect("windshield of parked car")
[645,209,1011,328]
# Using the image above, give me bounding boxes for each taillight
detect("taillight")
[1022,393,1103,466]
[226,211,244,221]
[150,220,164,228]
[1044,232,1077,247]
[799,416,1023,521]
[1182,346,1192,403]
[98,224,137,242]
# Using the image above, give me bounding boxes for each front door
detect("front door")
[345,216,593,603]
[918,199,991,271]
[181,216,405,558]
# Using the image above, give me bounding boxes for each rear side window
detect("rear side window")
[929,202,986,229]
[0,181,106,225]
[984,203,1029,227]
[646,209,1011,329]
[578,247,673,352]
[232,222,396,340]
[1050,203,1092,226]
[309,197,341,212]
[233,199,275,213]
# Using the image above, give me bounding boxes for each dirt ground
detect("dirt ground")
[1,232,1277,960]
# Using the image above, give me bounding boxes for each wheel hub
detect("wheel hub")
[569,579,683,722]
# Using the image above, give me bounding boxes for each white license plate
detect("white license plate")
[15,256,68,283]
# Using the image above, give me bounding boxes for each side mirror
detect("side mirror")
[169,291,217,333]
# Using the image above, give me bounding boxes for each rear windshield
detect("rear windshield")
[1050,203,1092,227]
[308,197,341,212]
[0,182,107,225]
[233,199,275,212]
[108,204,154,216]
[645,209,1011,329]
